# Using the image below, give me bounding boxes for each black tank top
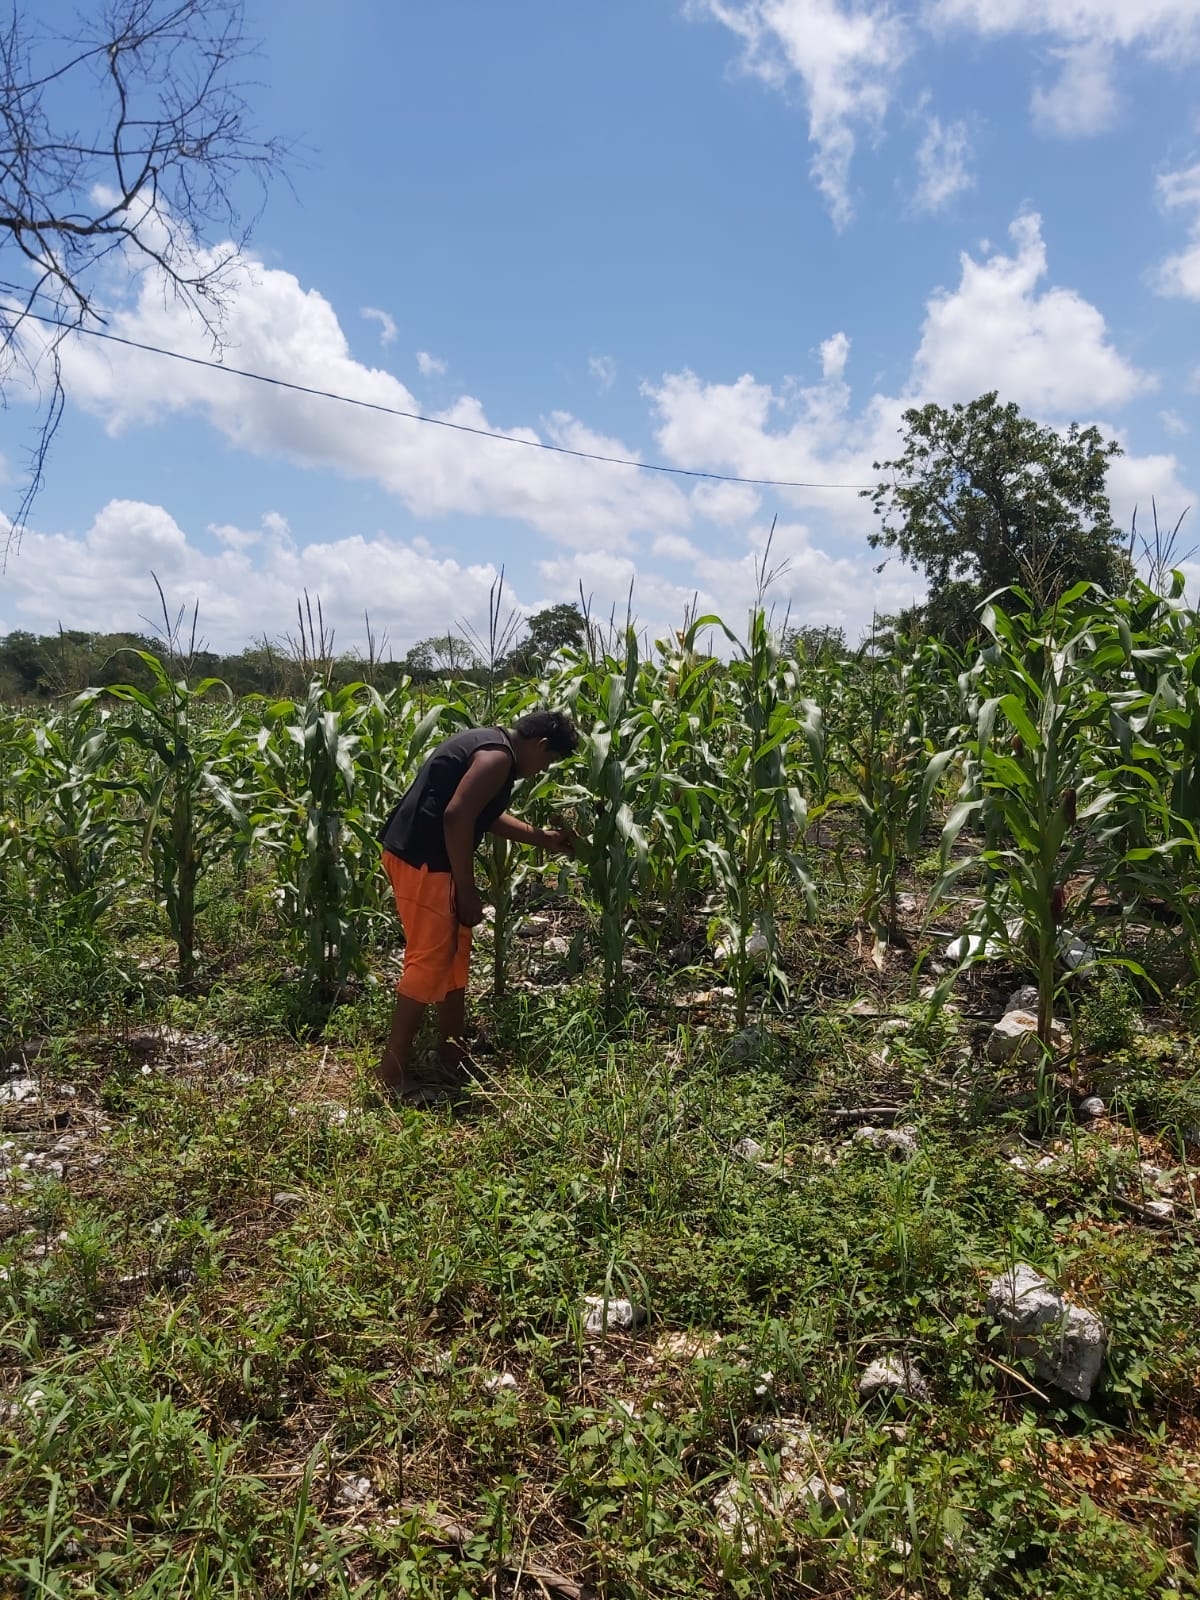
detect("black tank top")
[379,726,516,872]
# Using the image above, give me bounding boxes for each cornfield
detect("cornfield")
[3,576,1200,1035]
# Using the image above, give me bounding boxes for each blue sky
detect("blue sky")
[3,0,1199,653]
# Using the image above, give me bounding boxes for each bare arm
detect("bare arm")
[443,748,513,923]
[489,814,576,854]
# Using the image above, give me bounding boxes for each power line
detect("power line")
[21,308,878,493]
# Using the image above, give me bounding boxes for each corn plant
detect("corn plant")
[16,690,127,925]
[935,586,1130,1052]
[557,628,666,1024]
[251,679,378,998]
[699,609,821,1025]
[460,574,547,999]
[105,653,250,985]
[1105,575,1200,991]
[832,634,956,948]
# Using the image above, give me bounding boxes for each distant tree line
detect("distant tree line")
[0,603,591,703]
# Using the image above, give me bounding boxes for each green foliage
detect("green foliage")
[866,392,1132,642]
[104,653,251,986]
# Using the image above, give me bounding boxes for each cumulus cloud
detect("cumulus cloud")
[18,242,690,551]
[361,306,398,345]
[912,114,973,211]
[416,350,448,377]
[912,212,1153,414]
[538,519,918,646]
[1153,164,1200,300]
[0,501,522,654]
[688,0,908,227]
[641,211,1177,548]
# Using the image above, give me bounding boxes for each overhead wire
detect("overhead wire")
[18,308,880,493]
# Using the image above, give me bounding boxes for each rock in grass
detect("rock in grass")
[986,1011,1070,1065]
[944,932,1003,962]
[711,1467,851,1555]
[0,1078,38,1105]
[986,1263,1106,1401]
[851,1125,919,1160]
[745,1416,813,1454]
[712,1479,770,1554]
[714,929,769,965]
[858,1355,930,1403]
[1005,985,1040,1015]
[1057,929,1095,971]
[790,1476,852,1519]
[335,1475,372,1507]
[1076,1096,1106,1121]
[733,1136,765,1163]
[582,1295,647,1336]
[727,1027,768,1063]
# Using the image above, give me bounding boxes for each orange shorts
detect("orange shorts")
[383,852,472,1004]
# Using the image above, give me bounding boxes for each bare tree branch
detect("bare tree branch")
[0,0,288,562]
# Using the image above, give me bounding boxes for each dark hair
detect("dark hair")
[513,709,580,759]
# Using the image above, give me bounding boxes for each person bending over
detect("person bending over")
[376,709,579,1103]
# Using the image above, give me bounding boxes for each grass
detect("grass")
[1,871,1200,1598]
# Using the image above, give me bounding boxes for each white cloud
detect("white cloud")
[930,0,1200,134]
[0,501,524,654]
[416,350,448,377]
[1160,409,1190,437]
[688,0,908,226]
[589,355,617,392]
[912,212,1153,414]
[689,479,764,525]
[1105,443,1194,561]
[538,520,917,646]
[361,306,398,345]
[929,0,1200,56]
[19,243,690,551]
[820,332,851,380]
[1153,163,1200,300]
[693,0,1200,197]
[1030,42,1120,136]
[913,114,973,210]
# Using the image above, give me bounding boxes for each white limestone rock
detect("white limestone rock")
[858,1355,930,1403]
[1005,985,1040,1015]
[986,1264,1106,1401]
[582,1295,646,1335]
[851,1125,919,1160]
[0,1078,38,1105]
[335,1475,373,1507]
[986,1010,1070,1065]
[1057,929,1095,971]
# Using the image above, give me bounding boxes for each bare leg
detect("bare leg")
[436,987,467,1070]
[378,993,425,1093]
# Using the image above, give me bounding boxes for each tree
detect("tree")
[865,393,1131,641]
[1,0,284,552]
[504,602,585,675]
[402,633,479,683]
[781,622,845,663]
